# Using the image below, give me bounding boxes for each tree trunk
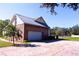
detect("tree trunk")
[13,36,15,45]
[56,35,59,39]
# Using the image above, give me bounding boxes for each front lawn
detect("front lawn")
[0,40,13,47]
[63,37,79,41]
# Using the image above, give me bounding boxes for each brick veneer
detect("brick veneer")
[16,23,49,41]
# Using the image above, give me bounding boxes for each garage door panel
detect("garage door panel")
[28,31,42,40]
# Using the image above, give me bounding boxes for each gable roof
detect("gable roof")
[11,14,50,28]
[35,17,50,28]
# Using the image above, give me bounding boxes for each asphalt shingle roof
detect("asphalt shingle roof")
[13,14,50,28]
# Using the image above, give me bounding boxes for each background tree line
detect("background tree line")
[0,19,10,36]
[50,25,79,36]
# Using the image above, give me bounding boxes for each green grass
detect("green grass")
[0,36,9,40]
[0,40,13,47]
[23,40,31,44]
[63,37,79,41]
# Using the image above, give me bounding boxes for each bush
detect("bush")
[48,36,55,40]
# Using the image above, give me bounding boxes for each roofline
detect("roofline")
[24,23,49,29]
[11,14,50,28]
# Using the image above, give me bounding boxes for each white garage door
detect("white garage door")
[28,31,42,40]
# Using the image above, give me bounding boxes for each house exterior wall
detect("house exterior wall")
[16,24,25,42]
[16,23,49,41]
[24,24,49,40]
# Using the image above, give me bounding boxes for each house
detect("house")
[10,14,50,41]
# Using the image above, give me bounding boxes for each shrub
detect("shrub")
[48,36,55,40]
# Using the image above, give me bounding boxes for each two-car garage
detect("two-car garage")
[28,31,42,41]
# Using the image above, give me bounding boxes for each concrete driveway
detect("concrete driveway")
[0,40,79,56]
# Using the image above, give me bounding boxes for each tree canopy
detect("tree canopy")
[0,19,22,45]
[40,3,79,15]
[0,19,10,36]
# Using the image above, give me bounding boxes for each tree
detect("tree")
[4,23,22,45]
[71,25,79,35]
[4,24,16,45]
[51,25,79,38]
[0,19,22,45]
[51,27,62,36]
[51,27,71,37]
[51,27,57,35]
[40,3,79,15]
[0,20,4,36]
[0,19,10,36]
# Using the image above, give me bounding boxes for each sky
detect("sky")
[0,3,79,28]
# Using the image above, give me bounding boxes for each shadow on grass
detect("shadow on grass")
[14,44,40,47]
